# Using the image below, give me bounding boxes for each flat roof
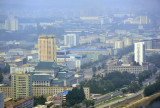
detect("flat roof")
[69,49,107,51]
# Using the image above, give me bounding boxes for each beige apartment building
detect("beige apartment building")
[38,35,57,62]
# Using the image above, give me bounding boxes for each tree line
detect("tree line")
[146,53,160,68]
[80,71,136,94]
[138,69,157,84]
[0,63,10,83]
[117,45,134,59]
[81,56,108,69]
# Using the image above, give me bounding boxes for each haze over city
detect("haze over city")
[0,0,160,108]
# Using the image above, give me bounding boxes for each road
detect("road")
[142,69,160,86]
[95,91,123,104]
[96,90,143,108]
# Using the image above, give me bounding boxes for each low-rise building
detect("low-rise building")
[5,57,27,67]
[107,63,149,74]
[32,87,90,99]
[68,49,108,55]
[10,64,35,74]
[0,86,90,99]
[5,96,34,108]
[53,91,68,107]
[57,53,82,62]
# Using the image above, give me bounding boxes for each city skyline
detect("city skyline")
[0,0,160,107]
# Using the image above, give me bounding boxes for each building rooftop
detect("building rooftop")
[56,72,74,79]
[59,91,68,95]
[5,96,34,107]
[35,62,59,70]
[39,35,55,39]
[69,49,107,51]
[52,79,64,84]
[32,74,52,81]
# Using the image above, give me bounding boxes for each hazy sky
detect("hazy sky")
[0,0,160,18]
[0,0,159,9]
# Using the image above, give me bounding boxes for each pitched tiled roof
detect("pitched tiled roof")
[32,74,52,81]
[35,62,59,70]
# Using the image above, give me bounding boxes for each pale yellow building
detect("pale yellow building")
[0,86,11,98]
[38,35,57,62]
[11,72,32,100]
[0,86,90,99]
[32,87,90,99]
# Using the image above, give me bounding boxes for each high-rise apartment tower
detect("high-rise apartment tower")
[64,34,78,47]
[38,35,57,62]
[11,72,32,100]
[134,42,145,65]
[5,18,18,31]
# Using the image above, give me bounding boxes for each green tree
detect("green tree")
[138,70,152,84]
[146,54,160,68]
[66,86,85,106]
[0,68,3,73]
[144,75,160,96]
[73,104,81,108]
[80,71,136,94]
[62,102,70,108]
[117,45,134,59]
[153,67,157,74]
[80,86,85,101]
[34,96,46,106]
[83,99,95,108]
[0,72,3,82]
[128,81,141,93]
[3,63,10,74]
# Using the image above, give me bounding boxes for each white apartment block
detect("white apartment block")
[64,34,78,47]
[5,18,18,31]
[134,42,145,65]
[114,41,124,49]
[10,65,35,74]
